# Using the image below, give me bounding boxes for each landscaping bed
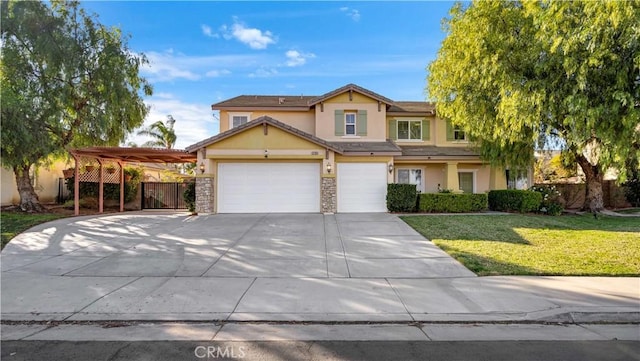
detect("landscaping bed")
[401,214,640,276]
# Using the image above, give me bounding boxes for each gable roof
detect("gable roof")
[185,116,343,154]
[308,83,395,106]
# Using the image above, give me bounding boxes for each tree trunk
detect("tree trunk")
[14,164,46,213]
[575,154,604,213]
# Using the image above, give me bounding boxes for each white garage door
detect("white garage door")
[337,163,388,213]
[217,163,320,213]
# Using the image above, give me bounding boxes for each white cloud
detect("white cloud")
[205,69,231,77]
[140,51,261,82]
[129,94,218,149]
[221,18,276,49]
[340,7,360,21]
[285,50,315,67]
[142,51,200,82]
[201,24,218,38]
[249,67,278,78]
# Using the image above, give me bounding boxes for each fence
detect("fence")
[141,182,189,209]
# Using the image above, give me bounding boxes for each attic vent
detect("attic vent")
[278,97,285,104]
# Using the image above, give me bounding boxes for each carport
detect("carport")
[68,147,196,215]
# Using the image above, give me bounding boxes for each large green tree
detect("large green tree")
[428,0,640,212]
[1,0,152,212]
[137,115,177,149]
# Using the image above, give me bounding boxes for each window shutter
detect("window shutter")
[422,119,430,141]
[446,120,454,141]
[356,110,367,136]
[389,119,397,140]
[334,110,344,136]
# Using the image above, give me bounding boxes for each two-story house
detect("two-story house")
[186,84,511,214]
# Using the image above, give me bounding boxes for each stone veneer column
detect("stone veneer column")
[321,176,337,213]
[195,176,214,213]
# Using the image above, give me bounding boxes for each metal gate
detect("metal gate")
[141,182,188,209]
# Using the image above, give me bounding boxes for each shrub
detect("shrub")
[418,193,488,213]
[488,190,542,213]
[624,178,640,207]
[530,185,564,215]
[183,181,196,213]
[386,184,418,212]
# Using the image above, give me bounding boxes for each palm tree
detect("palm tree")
[137,115,177,149]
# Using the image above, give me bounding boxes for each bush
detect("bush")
[67,166,142,203]
[183,181,196,213]
[418,193,488,213]
[624,178,640,207]
[488,190,542,213]
[386,184,418,212]
[530,185,564,215]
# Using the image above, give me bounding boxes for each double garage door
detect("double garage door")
[217,162,387,213]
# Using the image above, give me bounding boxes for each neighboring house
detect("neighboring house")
[186,83,516,214]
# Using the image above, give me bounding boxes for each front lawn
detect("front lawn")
[401,214,640,276]
[1,212,66,250]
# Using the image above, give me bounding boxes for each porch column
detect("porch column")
[195,175,214,214]
[321,175,337,213]
[489,165,507,190]
[73,154,80,216]
[98,159,104,213]
[443,162,460,193]
[119,161,125,212]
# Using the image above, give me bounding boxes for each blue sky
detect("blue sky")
[81,1,454,148]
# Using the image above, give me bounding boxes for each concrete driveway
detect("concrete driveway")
[3,212,638,324]
[1,212,473,279]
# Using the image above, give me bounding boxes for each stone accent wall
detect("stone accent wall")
[196,176,214,213]
[321,176,337,213]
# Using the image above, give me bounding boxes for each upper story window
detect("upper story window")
[397,120,422,140]
[345,112,356,135]
[335,109,367,137]
[453,126,466,140]
[446,120,467,142]
[229,113,251,129]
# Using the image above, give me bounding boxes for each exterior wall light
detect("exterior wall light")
[199,162,205,174]
[326,163,332,174]
[388,163,394,174]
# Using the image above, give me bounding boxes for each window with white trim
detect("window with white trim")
[397,120,422,140]
[453,126,466,140]
[397,168,423,192]
[458,172,474,193]
[345,112,356,135]
[228,113,251,129]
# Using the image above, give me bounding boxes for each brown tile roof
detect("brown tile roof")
[328,140,402,155]
[308,83,395,105]
[400,146,479,157]
[212,95,316,109]
[388,101,436,115]
[185,116,343,154]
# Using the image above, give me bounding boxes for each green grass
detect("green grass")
[401,214,640,276]
[1,212,66,250]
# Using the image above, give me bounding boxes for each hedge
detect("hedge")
[386,183,418,212]
[418,193,488,213]
[488,189,542,213]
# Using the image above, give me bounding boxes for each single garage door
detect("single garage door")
[337,163,388,213]
[217,163,320,213]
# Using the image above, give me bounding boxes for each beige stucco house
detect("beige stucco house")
[186,84,514,214]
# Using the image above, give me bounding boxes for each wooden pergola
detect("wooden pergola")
[69,147,197,216]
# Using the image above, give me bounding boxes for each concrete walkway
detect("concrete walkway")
[1,212,638,341]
